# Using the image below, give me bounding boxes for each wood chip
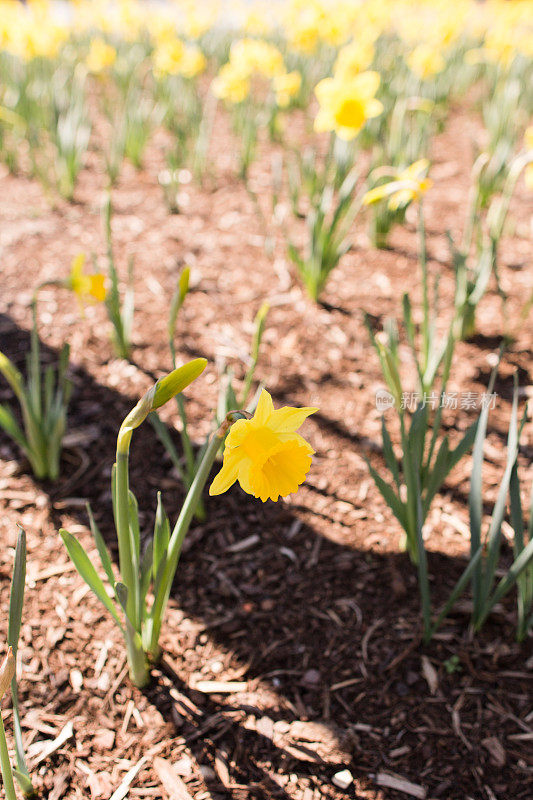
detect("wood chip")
[109,756,148,800]
[225,534,260,553]
[154,757,194,800]
[27,720,74,767]
[482,737,506,767]
[192,680,247,694]
[375,772,427,799]
[421,656,438,695]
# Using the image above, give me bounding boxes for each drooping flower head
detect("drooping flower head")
[210,390,317,503]
[363,159,432,210]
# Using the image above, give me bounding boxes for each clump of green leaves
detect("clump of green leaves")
[102,193,135,360]
[0,303,71,481]
[60,360,255,688]
[288,141,364,302]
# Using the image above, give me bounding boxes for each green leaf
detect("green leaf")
[480,381,520,610]
[153,492,170,580]
[381,416,401,490]
[0,351,24,400]
[8,528,26,656]
[60,530,124,632]
[365,458,408,531]
[140,541,153,609]
[0,405,28,450]
[149,412,185,483]
[128,489,141,563]
[168,267,190,361]
[86,503,115,588]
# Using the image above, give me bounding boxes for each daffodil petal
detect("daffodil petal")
[269,406,318,433]
[209,450,241,495]
[352,70,380,96]
[225,418,250,449]
[253,389,275,426]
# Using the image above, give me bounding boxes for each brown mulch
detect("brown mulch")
[0,99,532,800]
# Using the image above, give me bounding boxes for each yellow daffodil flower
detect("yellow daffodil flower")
[363,159,432,210]
[334,39,375,81]
[210,389,317,503]
[273,71,301,108]
[86,38,117,74]
[212,62,250,104]
[152,38,185,77]
[314,71,383,141]
[407,44,446,80]
[67,254,106,304]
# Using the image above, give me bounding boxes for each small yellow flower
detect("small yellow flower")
[210,390,317,503]
[334,39,375,81]
[314,71,383,141]
[67,254,106,304]
[363,159,432,210]
[86,38,117,74]
[212,62,250,104]
[407,44,446,80]
[273,71,301,108]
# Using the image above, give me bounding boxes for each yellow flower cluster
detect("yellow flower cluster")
[152,37,206,80]
[86,38,117,74]
[0,0,530,78]
[0,0,68,61]
[213,38,299,107]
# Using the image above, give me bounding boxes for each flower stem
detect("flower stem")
[146,415,236,659]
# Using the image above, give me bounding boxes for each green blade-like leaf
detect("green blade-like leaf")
[422,436,449,516]
[8,528,26,656]
[381,416,401,490]
[149,412,185,483]
[86,503,115,588]
[60,530,124,632]
[480,381,520,610]
[365,458,408,531]
[429,547,484,638]
[0,405,28,450]
[153,492,170,579]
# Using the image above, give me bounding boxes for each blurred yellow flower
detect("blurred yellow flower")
[86,38,117,74]
[212,62,250,104]
[363,159,432,210]
[67,254,106,304]
[230,38,284,79]
[334,39,375,80]
[407,44,446,80]
[180,45,206,79]
[314,71,383,140]
[273,71,301,108]
[152,37,185,76]
[210,389,317,503]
